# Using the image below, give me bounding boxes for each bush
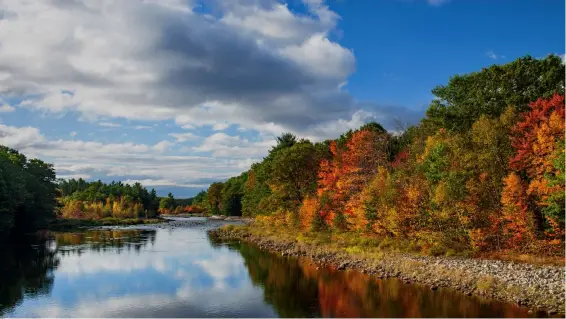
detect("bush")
[428,244,448,256]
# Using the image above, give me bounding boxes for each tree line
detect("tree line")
[202,55,565,255]
[58,179,161,219]
[59,179,203,218]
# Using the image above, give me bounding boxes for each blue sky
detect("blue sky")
[0,0,563,197]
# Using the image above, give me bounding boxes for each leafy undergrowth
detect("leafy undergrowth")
[219,222,564,266]
[50,217,166,231]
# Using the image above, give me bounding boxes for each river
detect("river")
[0,217,546,317]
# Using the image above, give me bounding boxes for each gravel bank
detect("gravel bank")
[209,227,565,316]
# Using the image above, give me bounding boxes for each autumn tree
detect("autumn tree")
[508,94,565,243]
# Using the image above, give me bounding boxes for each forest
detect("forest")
[202,55,565,256]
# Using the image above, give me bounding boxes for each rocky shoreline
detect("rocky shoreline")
[209,226,565,316]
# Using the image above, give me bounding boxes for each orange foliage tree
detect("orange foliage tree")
[507,94,565,248]
[315,129,390,230]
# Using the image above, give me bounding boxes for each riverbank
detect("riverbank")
[209,224,565,316]
[49,217,167,231]
[208,215,253,222]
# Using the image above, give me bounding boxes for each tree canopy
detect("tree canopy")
[425,55,564,132]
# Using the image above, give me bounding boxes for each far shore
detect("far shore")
[48,217,167,231]
[49,214,251,232]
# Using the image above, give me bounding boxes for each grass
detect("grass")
[50,217,166,231]
[478,251,565,267]
[215,222,563,266]
[475,275,496,293]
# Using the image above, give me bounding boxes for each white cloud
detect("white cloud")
[486,50,505,60]
[181,124,195,130]
[193,132,276,158]
[212,123,230,131]
[280,32,355,80]
[0,104,15,112]
[134,125,152,130]
[169,132,199,142]
[99,122,121,128]
[152,140,175,152]
[0,124,45,149]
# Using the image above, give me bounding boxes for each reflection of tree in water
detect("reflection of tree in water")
[0,229,157,316]
[0,233,59,316]
[55,229,156,256]
[232,243,532,318]
[305,265,531,318]
[235,243,321,318]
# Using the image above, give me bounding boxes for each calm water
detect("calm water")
[0,218,544,318]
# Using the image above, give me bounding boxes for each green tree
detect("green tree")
[0,146,57,235]
[220,173,247,216]
[426,55,564,132]
[207,182,224,215]
[241,133,299,217]
[159,193,175,211]
[192,190,207,205]
[270,141,318,209]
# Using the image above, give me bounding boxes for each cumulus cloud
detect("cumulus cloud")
[0,0,411,138]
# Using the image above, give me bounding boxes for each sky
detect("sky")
[0,0,564,197]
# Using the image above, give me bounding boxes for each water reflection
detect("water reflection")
[0,233,59,316]
[55,229,156,256]
[0,225,550,318]
[229,243,536,318]
[3,227,275,318]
